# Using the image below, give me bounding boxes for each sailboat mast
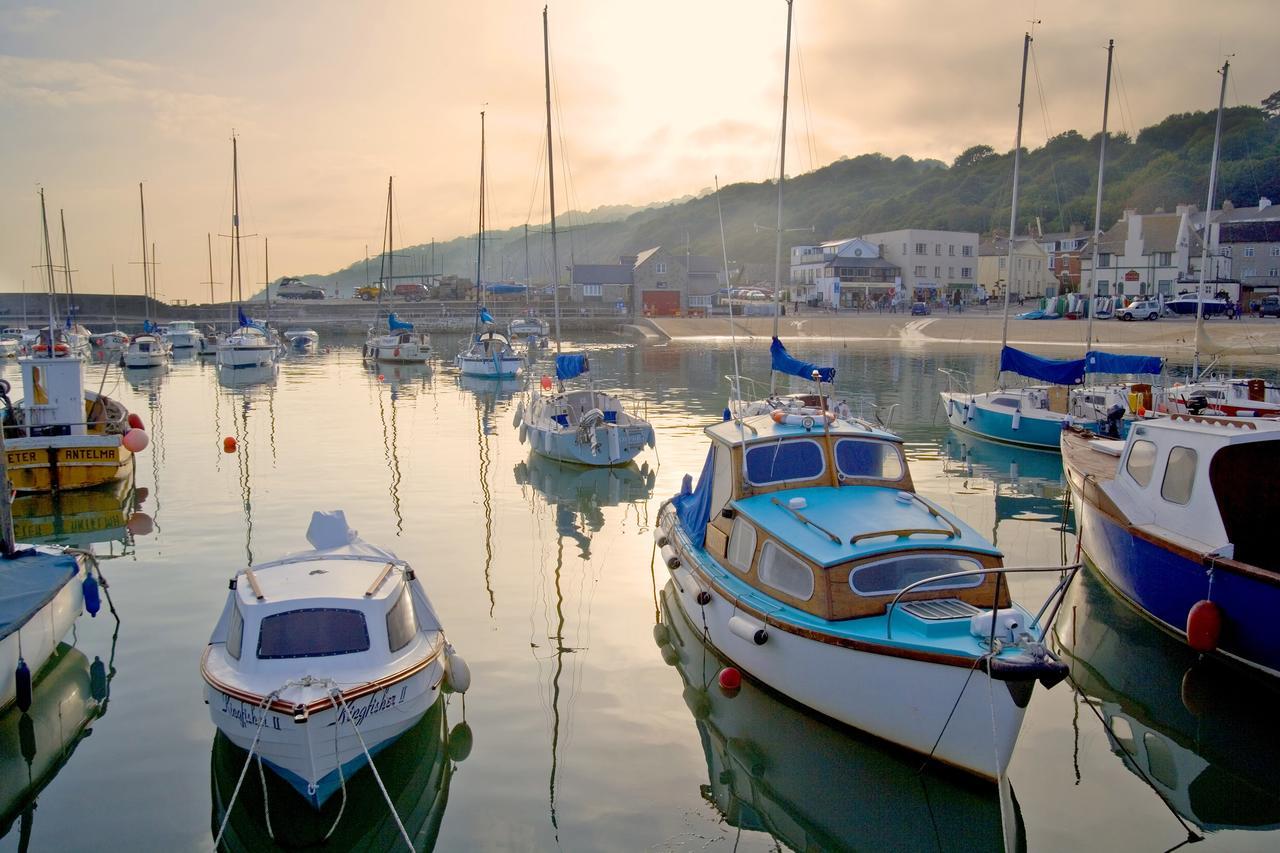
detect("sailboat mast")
[771,0,794,362]
[716,176,742,411]
[388,176,394,300]
[998,32,1032,364]
[111,265,119,328]
[475,111,486,335]
[232,136,243,304]
[1193,59,1230,380]
[139,182,151,323]
[264,237,271,324]
[543,5,563,353]
[206,233,215,304]
[1083,39,1114,352]
[59,211,75,328]
[39,190,56,355]
[524,225,531,306]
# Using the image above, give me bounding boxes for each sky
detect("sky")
[1,0,1274,303]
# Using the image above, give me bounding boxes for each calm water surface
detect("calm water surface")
[1,335,1276,851]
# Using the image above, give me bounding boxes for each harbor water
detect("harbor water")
[1,335,1276,851]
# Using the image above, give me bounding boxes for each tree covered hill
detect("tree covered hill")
[292,104,1280,294]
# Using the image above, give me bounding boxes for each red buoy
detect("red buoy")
[1186,600,1221,653]
[540,375,553,391]
[223,436,237,453]
[717,667,741,691]
[127,413,144,430]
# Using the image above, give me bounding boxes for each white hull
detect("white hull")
[365,343,429,363]
[216,344,277,369]
[456,353,522,378]
[122,351,168,368]
[167,331,202,350]
[0,552,85,712]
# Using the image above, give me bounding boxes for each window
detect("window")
[1221,246,1232,257]
[914,265,927,276]
[935,244,942,255]
[744,439,825,485]
[1156,252,1172,266]
[688,294,713,308]
[582,284,602,297]
[727,516,757,572]
[758,541,814,600]
[1160,446,1197,505]
[849,554,984,597]
[999,257,1006,269]
[227,602,244,660]
[902,243,908,254]
[1243,247,1255,258]
[710,445,733,516]
[934,266,941,278]
[915,243,927,254]
[656,261,668,273]
[949,244,956,256]
[961,267,972,278]
[1271,268,1279,278]
[257,608,370,659]
[386,585,418,652]
[989,396,1021,408]
[949,266,954,278]
[1100,253,1111,267]
[961,245,973,257]
[834,438,904,481]
[1271,246,1280,257]
[1125,439,1157,488]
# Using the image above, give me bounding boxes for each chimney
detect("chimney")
[1154,206,1166,215]
[1122,208,1137,221]
[1221,199,1234,211]
[1260,197,1272,211]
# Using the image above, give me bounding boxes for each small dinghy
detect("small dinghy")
[201,510,470,808]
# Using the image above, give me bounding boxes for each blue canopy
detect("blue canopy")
[0,550,80,642]
[672,447,715,549]
[142,319,154,333]
[238,307,250,328]
[555,353,588,381]
[1085,350,1164,375]
[999,346,1085,385]
[770,337,835,383]
[478,307,495,325]
[388,313,414,332]
[484,283,527,295]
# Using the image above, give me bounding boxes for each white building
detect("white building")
[861,229,980,303]
[788,238,900,307]
[1080,206,1206,299]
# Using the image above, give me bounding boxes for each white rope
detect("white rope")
[212,689,281,849]
[987,672,1014,851]
[330,688,415,852]
[256,754,274,840]
[322,697,350,842]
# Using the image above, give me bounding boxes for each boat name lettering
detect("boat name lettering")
[7,450,43,465]
[60,447,118,462]
[221,694,283,730]
[336,684,408,726]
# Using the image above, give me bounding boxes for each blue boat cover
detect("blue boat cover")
[1085,350,1164,375]
[999,346,1085,385]
[143,319,154,333]
[478,307,495,325]
[770,337,835,383]
[388,313,414,331]
[672,447,715,549]
[238,306,251,329]
[0,550,79,642]
[484,283,527,295]
[555,354,588,381]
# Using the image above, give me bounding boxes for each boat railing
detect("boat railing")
[937,368,971,395]
[884,563,1080,641]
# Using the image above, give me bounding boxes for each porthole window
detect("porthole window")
[1125,439,1157,488]
[849,554,983,597]
[1160,446,1197,505]
[727,516,757,572]
[758,541,814,600]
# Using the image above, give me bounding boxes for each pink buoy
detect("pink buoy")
[717,667,741,691]
[125,512,154,536]
[121,429,149,453]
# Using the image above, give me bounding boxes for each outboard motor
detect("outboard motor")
[1186,394,1209,415]
[1101,403,1124,439]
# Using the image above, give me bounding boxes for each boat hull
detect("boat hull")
[0,554,85,712]
[524,421,649,467]
[216,346,277,369]
[365,343,428,363]
[940,392,1068,450]
[3,439,132,493]
[455,354,522,378]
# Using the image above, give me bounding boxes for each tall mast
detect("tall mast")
[111,265,119,328]
[39,190,56,355]
[205,233,216,304]
[524,224,531,306]
[771,1,794,340]
[1193,59,1230,381]
[544,6,563,353]
[139,182,151,323]
[998,32,1032,368]
[264,237,271,324]
[475,110,486,334]
[232,135,243,304]
[1083,39,1114,353]
[388,176,394,301]
[59,210,75,328]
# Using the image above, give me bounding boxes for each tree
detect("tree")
[1263,89,1280,119]
[953,144,996,169]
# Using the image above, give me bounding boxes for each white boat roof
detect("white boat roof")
[1131,414,1280,447]
[705,414,901,447]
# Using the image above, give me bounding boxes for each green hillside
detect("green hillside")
[291,104,1280,293]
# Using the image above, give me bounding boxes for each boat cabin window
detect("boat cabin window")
[257,608,371,659]
[726,516,757,572]
[1125,439,1157,488]
[386,585,418,653]
[835,438,904,481]
[744,439,825,486]
[989,397,1021,409]
[849,554,984,597]
[709,444,733,518]
[758,541,814,600]
[227,601,244,661]
[1159,446,1197,505]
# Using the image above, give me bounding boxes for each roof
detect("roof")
[978,237,1045,257]
[1219,221,1280,244]
[686,255,721,275]
[704,414,901,446]
[633,247,661,268]
[572,263,633,285]
[733,486,1001,568]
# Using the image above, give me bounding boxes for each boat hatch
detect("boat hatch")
[901,598,982,621]
[257,608,370,659]
[849,554,986,597]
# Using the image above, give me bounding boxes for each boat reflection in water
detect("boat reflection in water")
[10,474,151,552]
[209,692,469,851]
[514,453,656,556]
[216,361,278,389]
[656,583,1020,852]
[940,433,1070,542]
[1051,565,1280,834]
[0,643,114,846]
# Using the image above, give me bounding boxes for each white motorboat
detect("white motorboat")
[508,316,549,338]
[121,333,170,369]
[364,314,428,364]
[216,322,278,370]
[455,330,522,378]
[165,320,203,350]
[284,328,319,352]
[88,330,129,354]
[201,511,470,808]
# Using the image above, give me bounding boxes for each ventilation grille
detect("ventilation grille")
[902,598,981,620]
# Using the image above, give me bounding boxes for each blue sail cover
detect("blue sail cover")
[484,283,527,295]
[999,346,1085,385]
[238,307,250,328]
[770,337,836,383]
[388,313,414,332]
[672,447,715,549]
[478,307,495,325]
[555,353,588,381]
[142,319,154,333]
[1085,350,1164,375]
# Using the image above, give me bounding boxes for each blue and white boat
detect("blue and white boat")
[363,314,428,364]
[514,354,654,467]
[1061,416,1280,679]
[658,399,1074,780]
[201,511,470,807]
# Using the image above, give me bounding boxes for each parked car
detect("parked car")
[1117,300,1160,321]
[910,301,930,316]
[393,283,430,301]
[1260,295,1280,318]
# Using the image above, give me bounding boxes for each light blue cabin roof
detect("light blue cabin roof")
[705,414,901,447]
[733,486,1001,568]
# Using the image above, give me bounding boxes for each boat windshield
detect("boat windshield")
[744,439,825,486]
[849,554,985,597]
[257,607,370,659]
[834,438,904,482]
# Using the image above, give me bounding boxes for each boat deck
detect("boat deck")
[1060,428,1119,484]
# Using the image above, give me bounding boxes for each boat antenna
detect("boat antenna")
[715,175,743,420]
[769,0,795,394]
[39,189,57,357]
[1083,39,1114,355]
[997,31,1032,379]
[1193,58,1230,381]
[543,5,562,354]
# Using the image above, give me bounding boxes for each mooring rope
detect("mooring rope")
[212,689,281,848]
[330,688,415,851]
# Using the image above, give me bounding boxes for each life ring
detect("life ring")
[34,343,69,354]
[770,408,835,427]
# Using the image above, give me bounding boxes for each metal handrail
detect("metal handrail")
[884,563,1081,640]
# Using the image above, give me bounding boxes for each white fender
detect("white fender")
[1011,408,1021,430]
[608,425,621,461]
[445,649,471,694]
[518,422,528,444]
[728,614,769,646]
[660,543,680,570]
[512,400,523,428]
[647,427,656,449]
[964,400,975,423]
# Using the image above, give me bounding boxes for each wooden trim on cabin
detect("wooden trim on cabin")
[704,524,729,561]
[729,435,915,499]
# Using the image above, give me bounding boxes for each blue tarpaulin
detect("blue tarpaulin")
[388,313,414,331]
[238,307,251,328]
[1085,350,1164,375]
[770,337,836,383]
[483,283,527,295]
[999,346,1085,385]
[555,353,588,381]
[672,447,715,549]
[478,307,495,325]
[143,319,154,333]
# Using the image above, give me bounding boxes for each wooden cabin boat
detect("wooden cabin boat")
[201,511,470,808]
[659,411,1072,780]
[1061,415,1280,678]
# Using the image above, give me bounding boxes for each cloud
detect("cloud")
[3,5,60,34]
